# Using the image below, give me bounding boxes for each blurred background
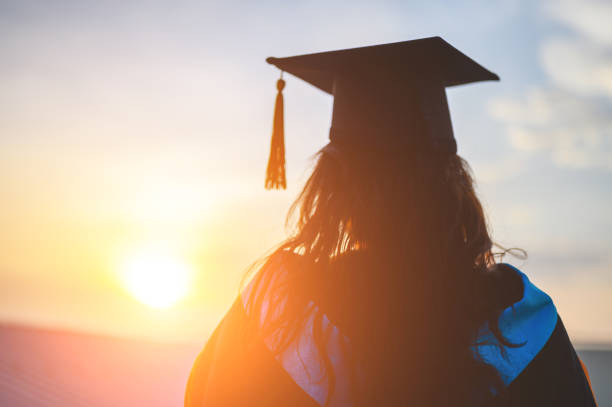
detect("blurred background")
[0,0,610,405]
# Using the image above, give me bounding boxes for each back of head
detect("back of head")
[249,144,508,406]
[292,143,491,267]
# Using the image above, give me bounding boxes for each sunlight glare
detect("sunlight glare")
[120,249,192,309]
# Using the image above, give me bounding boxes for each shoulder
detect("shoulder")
[475,265,597,405]
[185,267,321,407]
[241,251,355,406]
[474,264,558,386]
[475,265,596,407]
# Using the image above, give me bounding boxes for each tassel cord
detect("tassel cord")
[265,75,287,189]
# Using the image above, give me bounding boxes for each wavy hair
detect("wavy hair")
[243,141,521,406]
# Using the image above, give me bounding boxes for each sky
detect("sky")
[0,0,610,345]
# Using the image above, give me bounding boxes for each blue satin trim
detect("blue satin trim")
[241,263,354,406]
[473,265,558,386]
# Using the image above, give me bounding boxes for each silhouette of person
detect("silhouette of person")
[185,37,597,407]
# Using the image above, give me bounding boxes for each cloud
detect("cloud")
[543,0,612,46]
[490,88,612,169]
[540,36,612,97]
[470,154,528,183]
[491,0,612,170]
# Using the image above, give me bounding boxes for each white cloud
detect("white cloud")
[492,0,612,170]
[490,88,612,169]
[470,154,528,183]
[540,36,612,97]
[543,0,612,46]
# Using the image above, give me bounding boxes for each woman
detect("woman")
[185,37,597,406]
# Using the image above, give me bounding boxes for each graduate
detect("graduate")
[185,37,597,407]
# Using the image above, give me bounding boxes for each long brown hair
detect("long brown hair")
[243,141,519,406]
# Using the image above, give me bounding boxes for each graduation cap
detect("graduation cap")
[264,36,499,189]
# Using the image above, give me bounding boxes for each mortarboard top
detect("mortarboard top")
[264,36,499,189]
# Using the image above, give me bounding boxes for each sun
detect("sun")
[120,249,192,309]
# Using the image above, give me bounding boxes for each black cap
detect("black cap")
[266,36,499,154]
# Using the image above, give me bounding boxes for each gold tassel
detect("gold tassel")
[265,74,286,189]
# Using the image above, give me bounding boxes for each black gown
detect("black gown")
[184,255,597,406]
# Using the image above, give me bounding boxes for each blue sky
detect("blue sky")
[0,0,610,344]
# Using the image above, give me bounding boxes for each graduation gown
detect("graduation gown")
[184,261,597,407]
